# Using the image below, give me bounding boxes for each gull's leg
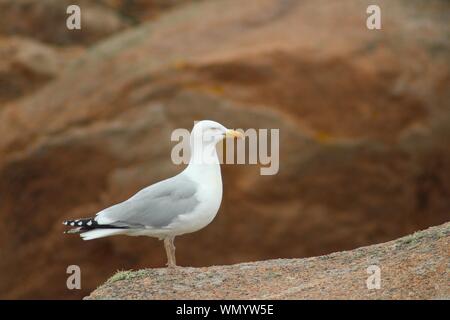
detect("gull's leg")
[164,238,176,268]
[169,237,177,267]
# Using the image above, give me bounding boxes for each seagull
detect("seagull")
[63,120,243,267]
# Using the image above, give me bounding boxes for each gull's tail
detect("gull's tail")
[63,218,126,240]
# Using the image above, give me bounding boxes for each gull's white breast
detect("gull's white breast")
[168,164,223,236]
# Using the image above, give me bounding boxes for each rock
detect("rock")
[0,36,83,103]
[0,0,126,45]
[0,0,197,46]
[0,0,198,103]
[0,0,448,299]
[101,0,198,23]
[86,222,450,299]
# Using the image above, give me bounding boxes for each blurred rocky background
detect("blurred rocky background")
[0,0,448,299]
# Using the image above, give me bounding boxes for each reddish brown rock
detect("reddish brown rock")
[0,0,125,45]
[0,0,197,46]
[101,0,197,23]
[0,0,448,299]
[0,36,83,103]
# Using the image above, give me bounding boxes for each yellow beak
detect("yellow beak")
[225,129,244,139]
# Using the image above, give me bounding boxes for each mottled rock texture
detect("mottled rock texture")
[0,0,195,46]
[87,223,449,299]
[0,36,83,103]
[0,0,193,102]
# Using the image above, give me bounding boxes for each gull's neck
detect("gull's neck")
[183,142,222,181]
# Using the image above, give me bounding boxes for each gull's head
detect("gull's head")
[191,120,243,147]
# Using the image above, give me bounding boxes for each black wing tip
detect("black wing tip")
[62,218,127,232]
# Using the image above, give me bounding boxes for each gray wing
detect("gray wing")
[96,174,199,228]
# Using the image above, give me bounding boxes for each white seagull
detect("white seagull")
[64,120,243,267]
